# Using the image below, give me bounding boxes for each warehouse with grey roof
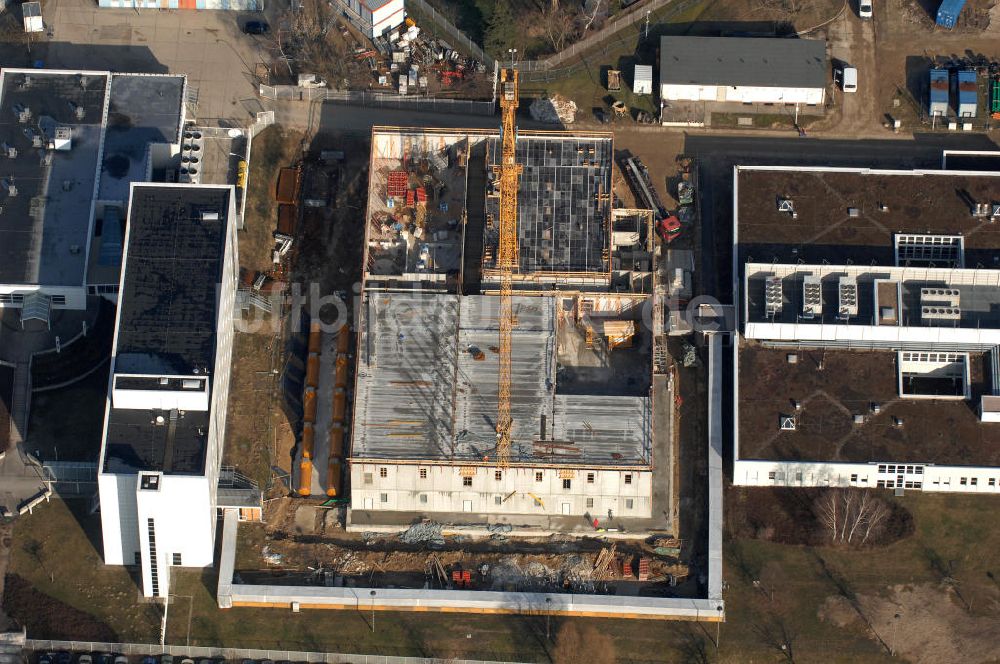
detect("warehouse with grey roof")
[659,36,828,106]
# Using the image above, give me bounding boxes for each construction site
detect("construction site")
[220,71,722,620]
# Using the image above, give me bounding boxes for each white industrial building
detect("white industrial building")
[98,183,239,598]
[334,0,405,39]
[659,36,827,106]
[0,69,186,317]
[334,127,671,527]
[732,158,1000,495]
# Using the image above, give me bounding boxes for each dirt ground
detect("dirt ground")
[239,499,690,596]
[820,583,1000,663]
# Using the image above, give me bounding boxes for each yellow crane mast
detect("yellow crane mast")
[495,68,522,470]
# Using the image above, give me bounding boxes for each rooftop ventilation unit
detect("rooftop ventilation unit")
[847,207,860,218]
[921,306,961,321]
[920,287,960,308]
[777,198,796,217]
[2,179,18,198]
[764,275,783,315]
[2,143,16,159]
[779,415,796,431]
[837,276,858,319]
[973,202,992,218]
[801,275,822,319]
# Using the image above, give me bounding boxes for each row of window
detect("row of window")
[877,480,922,489]
[0,294,67,305]
[877,465,923,475]
[368,467,634,487]
[88,284,120,295]
[375,492,638,510]
[133,551,184,566]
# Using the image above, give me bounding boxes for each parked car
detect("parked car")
[96,653,113,664]
[243,20,269,35]
[56,653,72,664]
[78,655,93,664]
[159,656,173,664]
[37,654,52,664]
[179,659,194,664]
[840,66,858,93]
[859,0,873,18]
[141,656,156,664]
[113,655,128,664]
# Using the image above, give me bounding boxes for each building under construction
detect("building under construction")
[346,123,672,525]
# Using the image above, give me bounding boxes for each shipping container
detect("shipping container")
[935,0,967,28]
[957,69,977,118]
[929,69,949,116]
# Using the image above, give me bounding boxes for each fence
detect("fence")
[23,640,530,664]
[259,85,496,115]
[406,0,494,68]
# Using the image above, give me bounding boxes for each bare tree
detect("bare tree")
[815,489,891,547]
[539,4,578,52]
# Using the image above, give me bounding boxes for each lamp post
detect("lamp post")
[645,10,651,38]
[370,590,377,633]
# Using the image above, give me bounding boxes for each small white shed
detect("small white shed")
[22,2,43,33]
[633,65,653,95]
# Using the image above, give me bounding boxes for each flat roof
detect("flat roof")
[114,185,231,376]
[660,36,827,90]
[0,70,108,286]
[737,344,1000,467]
[99,74,185,202]
[351,291,652,466]
[483,134,611,276]
[102,184,232,475]
[0,69,186,289]
[736,167,1000,267]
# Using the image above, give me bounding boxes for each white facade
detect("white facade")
[734,459,1000,493]
[660,83,824,105]
[99,184,238,598]
[336,0,404,39]
[0,284,87,311]
[350,463,653,518]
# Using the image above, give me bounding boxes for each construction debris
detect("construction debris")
[529,95,577,124]
[399,520,445,545]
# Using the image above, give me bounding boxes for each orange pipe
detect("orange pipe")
[326,459,342,497]
[336,324,350,355]
[308,321,322,354]
[297,459,313,496]
[328,423,344,458]
[334,355,349,389]
[332,389,346,422]
[303,388,318,422]
[305,353,320,388]
[301,422,314,460]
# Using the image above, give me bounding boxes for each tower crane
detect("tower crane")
[494,68,521,470]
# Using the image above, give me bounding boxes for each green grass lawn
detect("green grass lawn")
[8,493,1000,661]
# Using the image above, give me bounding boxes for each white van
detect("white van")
[841,66,858,93]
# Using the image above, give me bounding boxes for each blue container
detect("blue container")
[936,0,967,28]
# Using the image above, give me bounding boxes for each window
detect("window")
[0,294,24,304]
[850,474,858,483]
[916,466,923,474]
[878,465,887,473]
[172,553,182,566]
[624,474,632,485]
[768,471,776,480]
[535,471,543,482]
[586,497,594,509]
[419,468,427,479]
[587,473,595,484]
[971,478,978,486]
[379,467,388,478]
[562,479,571,490]
[494,495,502,505]
[625,499,634,510]
[990,478,996,487]
[877,480,886,488]
[419,494,428,504]
[885,480,895,488]
[364,473,373,485]
[50,295,66,306]
[960,477,967,485]
[380,493,388,503]
[495,470,502,481]
[463,476,472,487]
